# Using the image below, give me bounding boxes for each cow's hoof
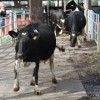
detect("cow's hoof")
[61,46,65,52]
[78,45,81,48]
[52,79,57,84]
[13,79,20,92]
[13,87,20,92]
[84,38,87,42]
[34,90,41,95]
[34,85,41,95]
[30,80,35,86]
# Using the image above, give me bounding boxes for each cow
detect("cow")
[64,10,86,47]
[49,0,84,36]
[8,22,57,95]
[50,9,65,36]
[65,0,84,13]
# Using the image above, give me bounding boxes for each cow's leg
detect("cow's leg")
[82,29,87,42]
[49,54,57,84]
[32,61,41,95]
[54,27,57,36]
[56,24,63,35]
[59,29,63,35]
[77,36,81,48]
[77,30,87,48]
[30,76,35,86]
[13,60,20,92]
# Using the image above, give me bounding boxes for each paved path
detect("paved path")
[0,35,87,100]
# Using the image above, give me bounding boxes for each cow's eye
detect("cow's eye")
[22,32,27,35]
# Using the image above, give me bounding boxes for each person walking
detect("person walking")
[0,2,6,37]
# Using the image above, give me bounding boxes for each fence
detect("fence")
[1,9,100,50]
[88,10,100,52]
[0,10,30,46]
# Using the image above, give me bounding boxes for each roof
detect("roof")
[91,7,100,15]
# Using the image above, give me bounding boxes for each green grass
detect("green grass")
[0,36,12,45]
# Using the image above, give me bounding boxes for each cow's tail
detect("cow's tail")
[56,44,65,52]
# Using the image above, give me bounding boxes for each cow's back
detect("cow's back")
[65,11,86,33]
[38,24,56,60]
[50,9,64,23]
[25,23,56,61]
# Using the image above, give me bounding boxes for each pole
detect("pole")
[84,0,91,34]
[29,0,42,23]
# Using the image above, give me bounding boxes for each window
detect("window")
[91,0,100,6]
[42,0,62,7]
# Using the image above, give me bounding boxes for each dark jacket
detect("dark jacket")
[0,10,6,18]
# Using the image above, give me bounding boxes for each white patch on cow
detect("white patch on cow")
[13,78,19,90]
[57,24,62,29]
[24,62,31,67]
[60,19,65,23]
[13,60,20,91]
[19,59,24,67]
[59,30,63,35]
[52,22,55,24]
[22,32,27,35]
[15,60,20,69]
[34,29,39,33]
[32,77,35,81]
[34,85,40,94]
[74,7,79,11]
[34,85,39,90]
[71,5,74,7]
[77,35,81,47]
[49,54,56,82]
[19,59,31,67]
[72,33,75,37]
[54,30,56,36]
[33,36,38,40]
[43,9,46,13]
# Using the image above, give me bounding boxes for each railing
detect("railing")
[0,10,30,46]
[88,10,100,51]
[88,10,99,43]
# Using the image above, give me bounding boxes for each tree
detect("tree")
[14,1,19,7]
[29,0,43,23]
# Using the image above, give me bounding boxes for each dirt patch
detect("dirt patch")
[71,40,100,100]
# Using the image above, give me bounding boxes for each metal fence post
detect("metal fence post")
[88,10,92,40]
[97,14,100,53]
[42,8,47,24]
[9,13,13,30]
[13,13,17,32]
[0,10,30,46]
[21,11,26,25]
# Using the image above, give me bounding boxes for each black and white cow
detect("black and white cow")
[66,0,76,11]
[64,10,86,47]
[65,0,84,13]
[49,0,84,36]
[8,23,57,95]
[50,9,65,36]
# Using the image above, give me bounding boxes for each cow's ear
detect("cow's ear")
[8,31,19,38]
[32,29,40,40]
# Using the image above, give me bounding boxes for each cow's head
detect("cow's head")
[66,0,76,11]
[70,32,77,47]
[8,28,40,59]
